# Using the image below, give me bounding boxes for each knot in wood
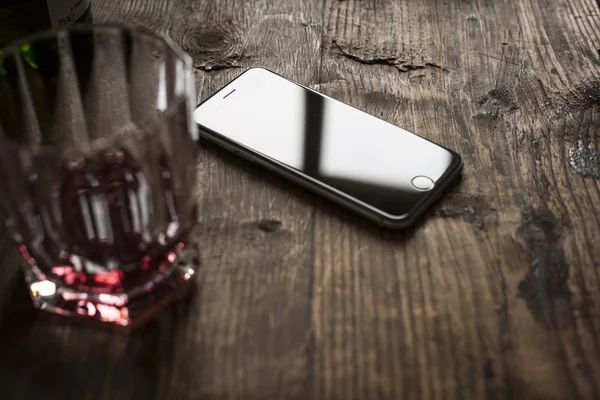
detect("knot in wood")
[181,21,246,71]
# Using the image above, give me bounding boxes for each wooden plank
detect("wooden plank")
[312,0,600,399]
[0,1,323,400]
[162,2,323,399]
[0,0,599,399]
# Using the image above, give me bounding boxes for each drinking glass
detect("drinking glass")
[0,24,200,328]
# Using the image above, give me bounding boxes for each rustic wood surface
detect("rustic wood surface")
[1,0,600,399]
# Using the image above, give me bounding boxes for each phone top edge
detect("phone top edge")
[196,67,462,158]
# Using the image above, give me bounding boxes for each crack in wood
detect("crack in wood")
[332,39,447,73]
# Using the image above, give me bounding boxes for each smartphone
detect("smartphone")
[193,68,462,229]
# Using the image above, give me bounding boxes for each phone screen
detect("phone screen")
[193,68,460,219]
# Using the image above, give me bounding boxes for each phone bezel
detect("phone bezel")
[194,68,463,229]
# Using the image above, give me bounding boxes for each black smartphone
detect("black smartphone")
[193,68,462,229]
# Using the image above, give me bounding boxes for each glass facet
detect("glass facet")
[0,25,200,328]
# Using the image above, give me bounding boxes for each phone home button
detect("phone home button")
[411,176,435,191]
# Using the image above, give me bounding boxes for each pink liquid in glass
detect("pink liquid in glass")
[18,149,199,326]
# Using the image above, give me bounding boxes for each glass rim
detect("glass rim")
[0,22,192,66]
[0,23,196,150]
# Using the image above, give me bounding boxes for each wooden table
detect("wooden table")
[1,0,599,399]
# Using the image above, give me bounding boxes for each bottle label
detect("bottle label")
[46,0,91,28]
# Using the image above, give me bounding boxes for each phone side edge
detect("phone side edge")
[196,125,462,230]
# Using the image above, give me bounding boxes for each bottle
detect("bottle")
[0,0,92,48]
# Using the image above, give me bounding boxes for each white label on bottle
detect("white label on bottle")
[46,0,91,29]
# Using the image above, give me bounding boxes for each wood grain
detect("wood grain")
[0,0,599,399]
[310,1,600,399]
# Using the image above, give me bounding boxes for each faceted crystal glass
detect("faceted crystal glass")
[0,24,200,328]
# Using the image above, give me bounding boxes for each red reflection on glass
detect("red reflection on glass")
[61,292,79,301]
[76,300,97,317]
[167,252,176,263]
[51,266,73,276]
[86,302,97,316]
[65,271,86,285]
[141,255,151,270]
[93,270,123,286]
[18,245,30,258]
[96,304,128,325]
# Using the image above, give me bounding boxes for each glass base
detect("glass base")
[22,245,200,330]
